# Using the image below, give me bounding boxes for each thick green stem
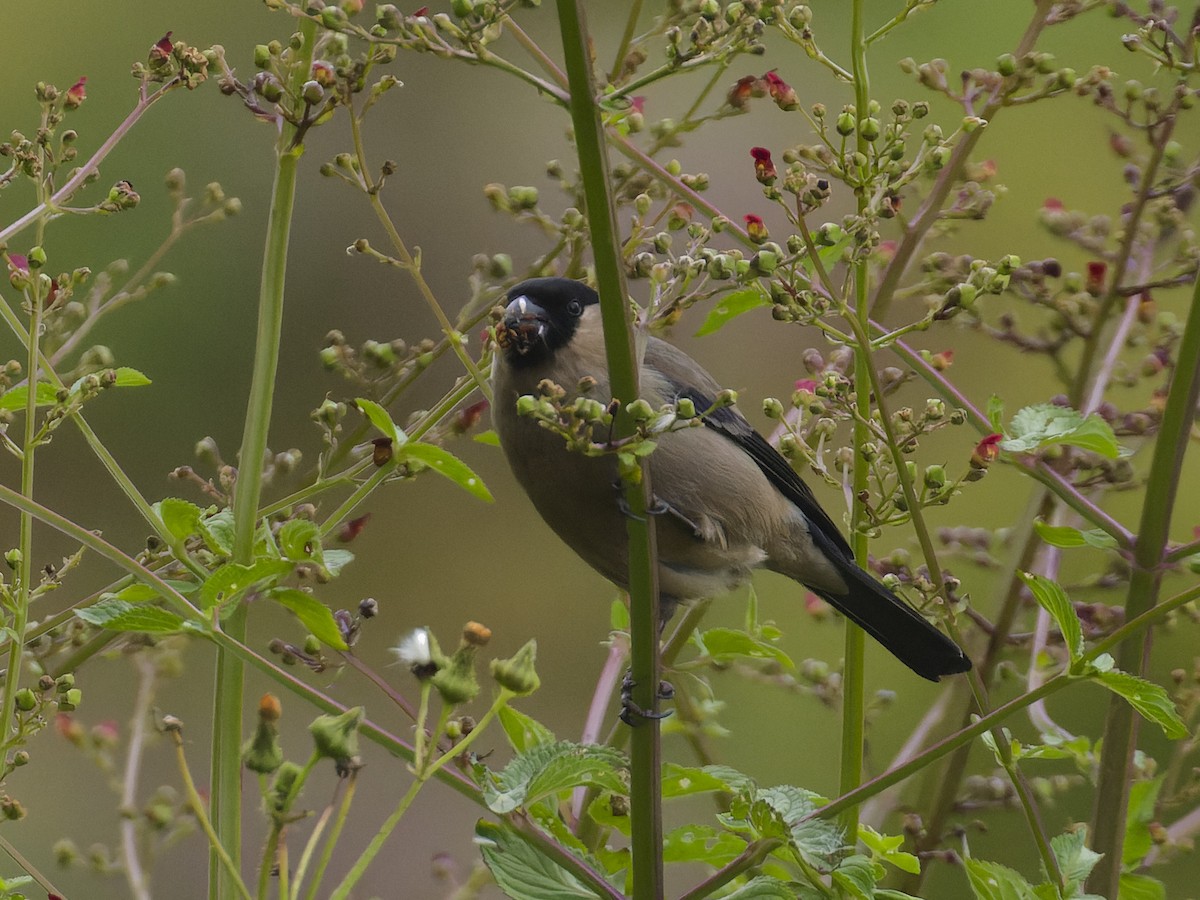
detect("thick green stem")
[557,3,663,897]
[1088,271,1200,895]
[214,19,317,898]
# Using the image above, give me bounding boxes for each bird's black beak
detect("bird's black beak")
[499,295,549,356]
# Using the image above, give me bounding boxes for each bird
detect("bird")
[490,276,971,682]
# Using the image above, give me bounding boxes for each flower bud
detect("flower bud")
[490,639,540,695]
[309,706,363,762]
[14,689,37,712]
[431,644,480,706]
[924,465,946,490]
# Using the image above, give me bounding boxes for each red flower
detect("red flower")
[763,70,799,110]
[1042,197,1064,211]
[413,6,429,16]
[1085,261,1107,296]
[929,349,955,372]
[970,433,1003,469]
[750,147,776,185]
[338,513,372,543]
[743,213,769,244]
[65,77,87,110]
[727,74,761,109]
[630,96,645,114]
[151,32,174,63]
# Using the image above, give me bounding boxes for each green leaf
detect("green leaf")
[269,588,348,650]
[1001,404,1123,458]
[402,442,493,502]
[497,705,555,754]
[964,857,1043,900]
[320,548,354,578]
[661,763,742,798]
[1123,777,1164,865]
[483,742,627,815]
[859,824,921,875]
[1034,520,1119,551]
[1092,670,1188,739]
[474,429,501,446]
[1050,827,1102,892]
[743,785,839,870]
[609,598,629,630]
[355,397,406,445]
[1019,572,1083,664]
[75,599,186,634]
[695,286,771,337]
[279,519,323,563]
[199,559,293,610]
[722,876,804,899]
[112,366,152,387]
[475,821,605,899]
[987,395,1005,432]
[198,508,235,556]
[1119,873,1166,900]
[155,498,204,544]
[693,627,795,669]
[662,824,747,866]
[831,855,881,900]
[585,791,632,838]
[0,382,59,411]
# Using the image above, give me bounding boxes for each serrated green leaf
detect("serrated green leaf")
[1034,520,1119,551]
[0,382,59,411]
[497,705,555,754]
[1050,827,1102,891]
[112,366,152,387]
[279,518,323,563]
[199,508,235,556]
[199,559,293,610]
[269,588,348,650]
[109,583,162,603]
[1001,404,1122,458]
[695,286,771,337]
[75,599,186,634]
[755,785,839,870]
[585,791,632,838]
[156,498,204,544]
[832,855,881,900]
[722,876,804,899]
[661,763,741,798]
[1019,572,1083,664]
[402,442,493,502]
[964,857,1043,900]
[1119,873,1166,900]
[355,397,405,445]
[693,627,795,669]
[1093,670,1188,739]
[475,821,605,899]
[483,742,627,815]
[662,823,747,865]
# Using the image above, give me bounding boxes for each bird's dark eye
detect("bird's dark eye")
[566,299,583,317]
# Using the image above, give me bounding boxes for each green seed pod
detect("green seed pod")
[490,639,540,695]
[309,707,363,761]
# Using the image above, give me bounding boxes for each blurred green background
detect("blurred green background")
[2,2,1199,898]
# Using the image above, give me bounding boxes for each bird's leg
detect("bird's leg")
[612,480,703,537]
[619,670,676,727]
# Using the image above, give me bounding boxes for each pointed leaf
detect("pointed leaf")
[694,627,795,669]
[270,588,348,650]
[497,705,555,754]
[1034,520,1118,551]
[1019,572,1083,664]
[1001,404,1123,458]
[156,498,204,544]
[1123,777,1164,865]
[320,548,354,577]
[475,821,604,900]
[355,397,405,445]
[964,857,1043,900]
[1050,827,1102,890]
[1119,873,1166,900]
[112,367,152,387]
[831,855,881,900]
[199,559,293,610]
[662,823,747,865]
[1092,670,1188,739]
[483,742,627,815]
[722,876,804,899]
[279,519,323,563]
[987,395,1005,432]
[199,508,235,556]
[0,382,59,411]
[474,429,501,446]
[859,824,922,875]
[403,442,493,502]
[695,286,771,337]
[661,763,742,798]
[75,598,186,634]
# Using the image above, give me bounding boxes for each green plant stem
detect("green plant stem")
[558,3,663,897]
[839,0,873,839]
[0,277,42,790]
[216,20,317,898]
[608,0,644,83]
[1088,270,1200,896]
[172,727,253,900]
[258,751,321,899]
[0,831,64,899]
[300,771,358,900]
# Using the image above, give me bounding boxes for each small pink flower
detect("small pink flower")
[65,77,87,110]
[151,32,174,62]
[794,379,818,393]
[749,146,776,185]
[743,213,769,244]
[763,70,799,110]
[929,349,955,372]
[971,433,1003,469]
[1042,197,1064,211]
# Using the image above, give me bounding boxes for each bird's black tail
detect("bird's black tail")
[813,549,971,682]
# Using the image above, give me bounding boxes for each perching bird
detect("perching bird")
[491,277,971,682]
